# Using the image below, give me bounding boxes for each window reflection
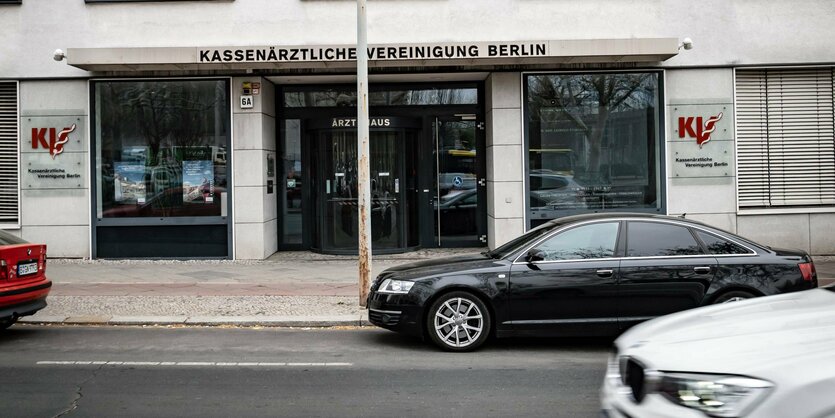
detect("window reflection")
[526,73,661,226]
[626,222,704,257]
[283,120,303,245]
[284,88,477,107]
[696,230,752,255]
[535,222,619,261]
[95,80,229,218]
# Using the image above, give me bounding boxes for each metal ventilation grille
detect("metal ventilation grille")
[0,82,19,224]
[736,69,835,208]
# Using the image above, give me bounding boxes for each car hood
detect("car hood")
[618,288,835,378]
[378,253,500,281]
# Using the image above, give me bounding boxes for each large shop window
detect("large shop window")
[0,82,18,225]
[524,73,662,227]
[736,69,835,208]
[92,79,231,258]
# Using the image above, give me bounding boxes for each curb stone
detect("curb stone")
[19,313,372,328]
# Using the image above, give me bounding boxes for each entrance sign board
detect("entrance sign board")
[66,38,679,71]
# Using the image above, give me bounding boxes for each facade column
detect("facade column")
[485,72,526,249]
[231,77,278,259]
[19,80,90,257]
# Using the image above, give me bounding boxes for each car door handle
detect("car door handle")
[693,266,712,274]
[596,269,614,277]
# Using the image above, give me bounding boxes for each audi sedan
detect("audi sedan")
[0,230,51,330]
[366,213,818,351]
[602,285,835,418]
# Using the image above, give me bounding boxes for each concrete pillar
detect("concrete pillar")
[485,72,526,249]
[18,80,90,257]
[231,77,277,259]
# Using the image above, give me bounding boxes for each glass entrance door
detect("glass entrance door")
[315,129,406,253]
[432,116,484,246]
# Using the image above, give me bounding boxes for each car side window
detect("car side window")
[695,230,753,255]
[626,221,704,257]
[533,222,619,261]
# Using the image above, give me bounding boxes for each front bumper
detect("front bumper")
[366,291,424,338]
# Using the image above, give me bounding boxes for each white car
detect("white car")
[601,286,835,418]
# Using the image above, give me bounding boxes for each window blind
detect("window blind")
[736,68,835,208]
[0,82,19,224]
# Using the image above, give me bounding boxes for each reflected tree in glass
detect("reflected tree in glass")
[528,73,656,181]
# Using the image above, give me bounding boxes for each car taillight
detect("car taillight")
[798,262,816,282]
[39,245,46,272]
[0,260,7,280]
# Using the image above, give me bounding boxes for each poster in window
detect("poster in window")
[114,163,147,204]
[182,160,214,203]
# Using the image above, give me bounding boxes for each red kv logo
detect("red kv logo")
[678,112,723,148]
[32,124,76,159]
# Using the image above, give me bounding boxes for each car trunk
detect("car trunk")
[0,244,47,283]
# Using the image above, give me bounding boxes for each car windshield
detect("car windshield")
[0,229,28,245]
[486,221,561,259]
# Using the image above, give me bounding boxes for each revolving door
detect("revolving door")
[308,118,419,254]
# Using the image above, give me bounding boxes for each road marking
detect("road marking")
[37,361,353,367]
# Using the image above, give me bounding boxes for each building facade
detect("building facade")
[1,0,834,259]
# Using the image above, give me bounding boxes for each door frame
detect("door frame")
[277,82,486,252]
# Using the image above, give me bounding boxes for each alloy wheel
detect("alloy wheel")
[433,297,484,349]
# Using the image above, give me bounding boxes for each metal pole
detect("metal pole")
[357,0,372,307]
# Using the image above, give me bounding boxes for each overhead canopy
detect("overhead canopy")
[66,38,680,72]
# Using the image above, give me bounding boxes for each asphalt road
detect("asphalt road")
[0,326,611,418]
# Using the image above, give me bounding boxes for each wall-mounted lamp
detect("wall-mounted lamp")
[678,38,693,51]
[53,49,66,62]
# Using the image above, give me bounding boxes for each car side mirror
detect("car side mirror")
[526,249,546,263]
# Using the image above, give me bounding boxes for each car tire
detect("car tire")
[426,291,491,352]
[714,290,756,304]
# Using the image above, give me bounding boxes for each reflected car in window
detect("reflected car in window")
[0,230,51,330]
[529,171,586,210]
[602,285,835,418]
[435,188,478,235]
[366,213,818,351]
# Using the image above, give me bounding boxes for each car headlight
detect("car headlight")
[654,372,773,417]
[376,279,415,294]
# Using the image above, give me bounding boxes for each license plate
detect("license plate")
[18,262,38,276]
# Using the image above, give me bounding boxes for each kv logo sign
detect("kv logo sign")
[678,112,723,148]
[32,124,76,159]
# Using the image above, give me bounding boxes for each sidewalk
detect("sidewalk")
[20,252,835,328]
[22,249,478,327]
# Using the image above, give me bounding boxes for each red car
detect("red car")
[0,230,51,330]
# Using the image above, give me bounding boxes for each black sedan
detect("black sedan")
[366,213,818,351]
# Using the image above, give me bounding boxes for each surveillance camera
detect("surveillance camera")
[53,49,65,62]
[680,38,693,50]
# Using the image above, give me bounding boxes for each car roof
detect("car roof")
[541,212,713,228]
